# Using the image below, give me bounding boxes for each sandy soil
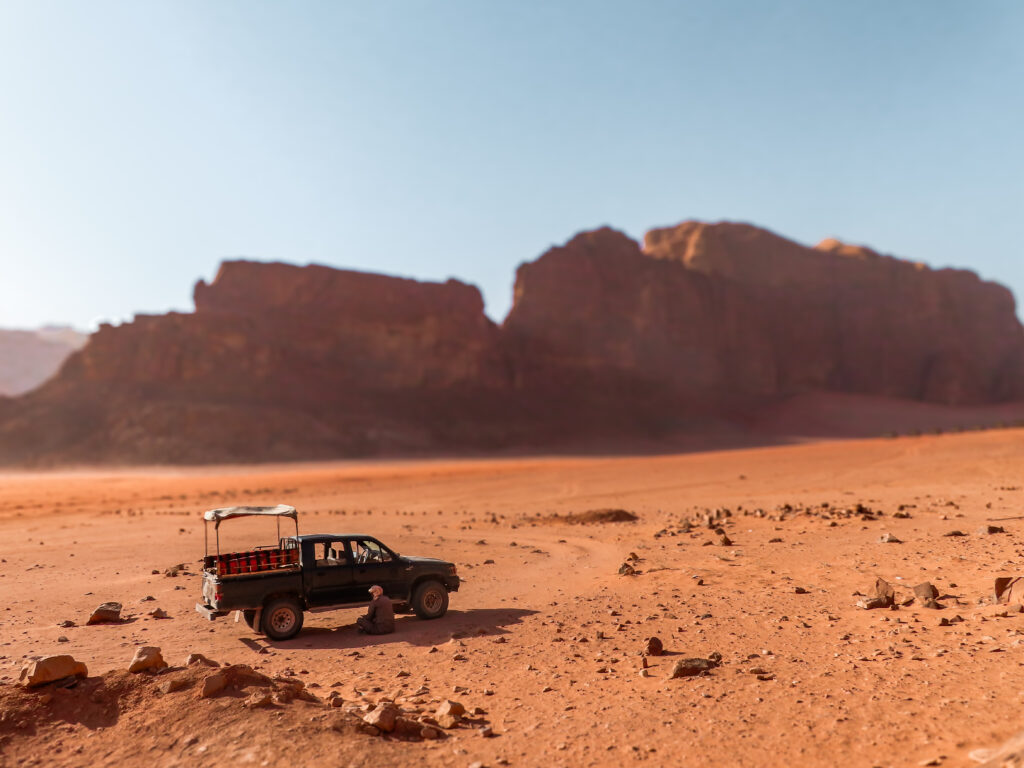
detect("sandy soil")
[2,430,1024,768]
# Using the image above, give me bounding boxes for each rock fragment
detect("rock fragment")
[363,703,399,733]
[128,646,167,673]
[645,637,664,656]
[669,655,721,678]
[86,602,122,624]
[185,652,220,667]
[977,525,1006,535]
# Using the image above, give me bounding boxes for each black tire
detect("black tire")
[261,598,304,640]
[412,580,449,620]
[242,609,258,630]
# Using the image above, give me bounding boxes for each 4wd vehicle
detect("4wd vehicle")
[195,505,460,640]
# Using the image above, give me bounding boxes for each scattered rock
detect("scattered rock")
[879,533,902,544]
[977,525,1006,535]
[669,655,721,678]
[914,582,939,601]
[185,652,220,667]
[943,530,967,537]
[794,586,808,594]
[245,691,274,709]
[159,677,189,694]
[199,673,228,698]
[645,637,664,656]
[363,704,399,733]
[86,602,122,624]
[437,700,466,719]
[128,646,167,673]
[19,655,88,688]
[57,620,75,628]
[618,563,637,576]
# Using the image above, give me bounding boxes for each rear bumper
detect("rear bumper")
[196,602,228,621]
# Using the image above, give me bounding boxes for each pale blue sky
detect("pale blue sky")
[0,1,1021,329]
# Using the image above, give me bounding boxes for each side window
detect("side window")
[317,542,347,567]
[352,539,393,564]
[315,542,331,567]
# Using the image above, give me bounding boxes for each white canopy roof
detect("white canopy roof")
[203,504,297,525]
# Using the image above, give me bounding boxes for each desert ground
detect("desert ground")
[2,430,1024,768]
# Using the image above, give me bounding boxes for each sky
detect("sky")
[0,1,1021,329]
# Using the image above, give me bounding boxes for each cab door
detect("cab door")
[348,537,403,599]
[307,540,356,606]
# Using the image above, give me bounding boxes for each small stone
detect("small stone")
[437,713,461,729]
[879,533,902,544]
[420,726,442,740]
[86,602,122,624]
[856,597,891,610]
[185,653,220,667]
[645,637,663,656]
[913,582,939,601]
[669,658,717,678]
[794,587,808,594]
[57,636,69,643]
[977,525,1005,535]
[363,703,399,733]
[437,700,466,719]
[618,563,637,576]
[159,677,189,694]
[245,691,274,709]
[57,620,75,628]
[148,608,169,619]
[128,646,167,673]
[199,673,227,698]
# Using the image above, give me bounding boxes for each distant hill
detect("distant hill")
[0,327,88,396]
[0,219,1022,465]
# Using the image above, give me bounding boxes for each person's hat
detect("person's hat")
[369,585,383,594]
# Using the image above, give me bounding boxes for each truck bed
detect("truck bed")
[203,546,299,577]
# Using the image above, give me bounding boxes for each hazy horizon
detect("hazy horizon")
[2,1,1021,329]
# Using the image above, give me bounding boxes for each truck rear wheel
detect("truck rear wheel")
[261,598,304,640]
[412,580,448,620]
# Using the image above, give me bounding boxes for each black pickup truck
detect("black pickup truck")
[194,505,460,640]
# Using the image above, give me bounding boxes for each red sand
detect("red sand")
[3,430,1024,767]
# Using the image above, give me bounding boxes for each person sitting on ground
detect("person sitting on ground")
[356,585,395,635]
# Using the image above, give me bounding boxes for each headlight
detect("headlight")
[447,564,458,575]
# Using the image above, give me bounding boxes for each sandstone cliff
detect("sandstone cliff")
[642,221,1024,404]
[1,221,1021,464]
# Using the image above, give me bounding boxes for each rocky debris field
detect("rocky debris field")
[2,430,1024,767]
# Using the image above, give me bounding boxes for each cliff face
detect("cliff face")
[0,263,513,464]
[1,221,1022,464]
[642,221,1024,404]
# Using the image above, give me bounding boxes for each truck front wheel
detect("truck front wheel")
[262,598,304,640]
[412,580,449,620]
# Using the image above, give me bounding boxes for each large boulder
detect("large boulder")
[19,655,88,687]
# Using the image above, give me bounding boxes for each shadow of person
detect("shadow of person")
[253,607,538,651]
